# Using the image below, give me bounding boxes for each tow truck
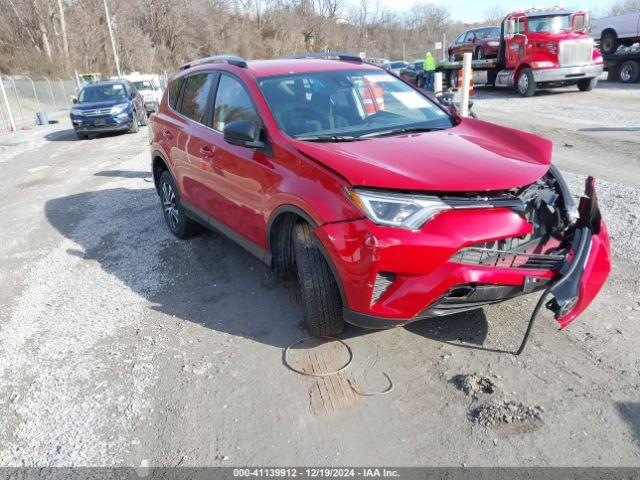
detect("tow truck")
[437,7,604,97]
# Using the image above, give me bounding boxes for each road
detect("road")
[0,80,639,467]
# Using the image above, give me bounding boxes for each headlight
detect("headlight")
[70,108,84,116]
[110,103,129,114]
[345,188,451,230]
[532,61,555,68]
[487,41,500,47]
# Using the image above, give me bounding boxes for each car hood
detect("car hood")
[74,99,128,110]
[291,119,553,192]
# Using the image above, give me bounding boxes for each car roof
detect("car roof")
[246,59,381,78]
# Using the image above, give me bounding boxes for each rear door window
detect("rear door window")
[179,73,216,124]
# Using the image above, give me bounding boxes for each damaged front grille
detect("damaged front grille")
[451,246,565,270]
[448,169,574,271]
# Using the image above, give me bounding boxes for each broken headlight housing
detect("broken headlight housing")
[345,188,451,231]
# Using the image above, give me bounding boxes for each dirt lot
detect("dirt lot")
[0,78,639,467]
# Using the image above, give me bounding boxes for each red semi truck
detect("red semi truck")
[438,7,604,96]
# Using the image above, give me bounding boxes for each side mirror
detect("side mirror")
[130,91,136,99]
[506,19,516,38]
[223,120,265,148]
[72,97,78,104]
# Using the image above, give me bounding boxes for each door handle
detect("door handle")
[199,145,215,158]
[162,129,174,140]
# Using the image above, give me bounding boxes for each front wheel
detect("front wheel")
[577,77,598,91]
[474,47,484,60]
[516,68,536,97]
[600,32,619,55]
[293,222,344,337]
[129,111,139,133]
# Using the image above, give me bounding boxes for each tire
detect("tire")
[158,170,201,239]
[516,67,536,97]
[600,32,619,55]
[417,74,424,88]
[474,47,484,60]
[577,77,598,91]
[618,60,640,83]
[469,110,478,119]
[140,110,148,126]
[293,222,344,337]
[129,111,139,133]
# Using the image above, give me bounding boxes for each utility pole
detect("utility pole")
[103,0,122,78]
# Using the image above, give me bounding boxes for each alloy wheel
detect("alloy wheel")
[518,72,529,94]
[620,65,632,82]
[162,182,179,230]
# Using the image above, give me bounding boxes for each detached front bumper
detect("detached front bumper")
[315,178,610,330]
[533,64,603,82]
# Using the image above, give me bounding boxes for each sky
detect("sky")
[371,0,618,23]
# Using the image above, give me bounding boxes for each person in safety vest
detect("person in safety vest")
[423,51,436,91]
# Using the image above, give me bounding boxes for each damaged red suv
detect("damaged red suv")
[149,53,610,339]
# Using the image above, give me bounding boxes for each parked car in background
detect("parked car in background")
[384,60,409,75]
[448,26,501,60]
[590,12,640,54]
[149,53,610,339]
[70,80,147,139]
[399,59,424,86]
[125,73,164,113]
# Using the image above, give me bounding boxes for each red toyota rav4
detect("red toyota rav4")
[149,53,610,340]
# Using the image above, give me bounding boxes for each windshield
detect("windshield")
[528,15,572,33]
[78,84,127,102]
[258,69,453,140]
[133,80,154,91]
[389,61,407,69]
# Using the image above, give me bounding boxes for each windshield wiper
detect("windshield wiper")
[295,134,360,142]
[359,126,446,139]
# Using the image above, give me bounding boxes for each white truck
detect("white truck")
[590,12,640,83]
[590,11,640,54]
[124,73,164,113]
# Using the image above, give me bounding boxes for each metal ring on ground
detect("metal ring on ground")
[283,336,353,377]
[348,372,394,396]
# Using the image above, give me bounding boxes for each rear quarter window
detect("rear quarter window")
[168,78,185,110]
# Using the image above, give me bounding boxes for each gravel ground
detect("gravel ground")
[0,79,639,467]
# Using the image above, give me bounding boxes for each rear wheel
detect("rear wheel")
[158,171,201,239]
[619,60,640,83]
[600,32,619,55]
[516,67,536,97]
[140,110,148,126]
[293,222,344,337]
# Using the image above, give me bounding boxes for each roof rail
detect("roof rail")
[283,52,363,63]
[180,55,248,71]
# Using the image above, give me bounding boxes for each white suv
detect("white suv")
[126,74,164,113]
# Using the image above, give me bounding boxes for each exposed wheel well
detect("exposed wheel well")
[268,211,306,275]
[267,207,348,306]
[152,155,168,194]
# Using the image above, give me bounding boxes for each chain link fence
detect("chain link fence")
[0,75,78,134]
